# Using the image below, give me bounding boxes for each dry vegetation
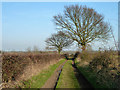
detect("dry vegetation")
[1,49,120,88]
[78,50,120,88]
[2,52,62,86]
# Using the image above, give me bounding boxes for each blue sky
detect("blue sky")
[2,2,118,51]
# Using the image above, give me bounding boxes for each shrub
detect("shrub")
[79,51,98,62]
[89,51,120,88]
[89,52,112,72]
[2,52,61,83]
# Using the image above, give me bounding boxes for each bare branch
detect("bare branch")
[53,5,111,51]
[45,31,73,53]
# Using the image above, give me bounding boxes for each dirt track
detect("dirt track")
[42,60,67,88]
[42,59,94,89]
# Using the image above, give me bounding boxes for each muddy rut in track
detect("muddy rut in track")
[42,59,94,89]
[42,60,67,88]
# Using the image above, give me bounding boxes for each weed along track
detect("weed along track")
[72,64,94,89]
[42,60,67,88]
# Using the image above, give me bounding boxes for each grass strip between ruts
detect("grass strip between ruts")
[56,60,80,88]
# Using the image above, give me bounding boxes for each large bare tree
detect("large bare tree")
[53,5,111,51]
[45,31,73,54]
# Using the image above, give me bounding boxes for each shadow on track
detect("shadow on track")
[72,64,94,89]
[64,52,94,89]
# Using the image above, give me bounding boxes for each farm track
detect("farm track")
[42,60,67,88]
[73,64,94,89]
[42,59,94,89]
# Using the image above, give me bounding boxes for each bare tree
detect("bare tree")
[45,31,73,54]
[53,5,111,51]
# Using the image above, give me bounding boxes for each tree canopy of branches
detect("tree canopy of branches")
[45,31,73,54]
[53,5,111,51]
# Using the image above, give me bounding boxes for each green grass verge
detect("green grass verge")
[17,59,65,88]
[56,61,80,88]
[76,62,107,88]
[77,66,99,88]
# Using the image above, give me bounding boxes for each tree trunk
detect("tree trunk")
[58,48,62,54]
[82,45,86,51]
[58,50,61,54]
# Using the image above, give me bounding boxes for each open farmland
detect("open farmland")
[1,2,119,89]
[1,50,120,89]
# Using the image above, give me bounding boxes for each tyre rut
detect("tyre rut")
[42,60,67,88]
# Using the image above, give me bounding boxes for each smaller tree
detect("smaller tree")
[45,31,73,54]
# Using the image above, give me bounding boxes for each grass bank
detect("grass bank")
[56,60,80,88]
[76,65,101,88]
[75,60,107,88]
[76,61,119,89]
[76,51,120,89]
[16,59,65,88]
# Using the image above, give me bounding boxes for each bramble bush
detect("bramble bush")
[89,51,120,88]
[2,52,61,83]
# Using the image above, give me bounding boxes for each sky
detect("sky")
[118,2,120,50]
[2,2,118,51]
